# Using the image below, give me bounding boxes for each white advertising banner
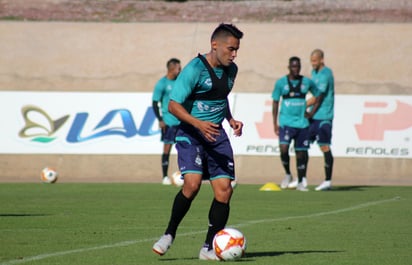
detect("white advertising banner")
[0,92,411,158]
[0,91,166,154]
[231,93,412,158]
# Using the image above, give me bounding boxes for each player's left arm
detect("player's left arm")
[152,100,166,131]
[225,65,242,136]
[225,99,243,137]
[152,81,166,130]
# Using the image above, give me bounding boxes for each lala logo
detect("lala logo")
[204,78,212,87]
[19,105,69,143]
[18,105,158,144]
[355,100,412,141]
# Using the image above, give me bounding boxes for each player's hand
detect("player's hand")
[274,124,279,136]
[159,121,166,132]
[229,119,243,137]
[304,111,312,119]
[196,121,220,142]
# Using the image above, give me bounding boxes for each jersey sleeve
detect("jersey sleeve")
[152,78,164,102]
[170,59,201,103]
[272,79,282,101]
[316,74,329,94]
[308,78,321,97]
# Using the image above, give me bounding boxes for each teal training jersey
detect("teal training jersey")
[272,75,319,128]
[170,55,237,124]
[311,66,335,120]
[152,76,180,126]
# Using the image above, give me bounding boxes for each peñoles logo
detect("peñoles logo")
[255,100,278,139]
[355,100,412,141]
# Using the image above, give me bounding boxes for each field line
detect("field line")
[233,196,401,227]
[0,196,400,265]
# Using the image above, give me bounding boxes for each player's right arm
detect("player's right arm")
[272,100,280,136]
[271,79,283,136]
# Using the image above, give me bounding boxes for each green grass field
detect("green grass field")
[0,183,410,265]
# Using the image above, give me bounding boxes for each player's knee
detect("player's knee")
[182,178,201,199]
[280,151,289,162]
[320,145,330,152]
[296,151,308,165]
[279,145,289,154]
[214,188,232,204]
[211,179,233,202]
[324,151,334,167]
[184,180,201,191]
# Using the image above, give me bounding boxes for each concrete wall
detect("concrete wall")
[1,22,411,185]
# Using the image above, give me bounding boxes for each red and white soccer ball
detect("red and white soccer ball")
[41,167,58,184]
[213,228,246,261]
[171,171,184,187]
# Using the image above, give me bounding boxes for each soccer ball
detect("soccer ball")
[171,171,184,187]
[41,167,58,184]
[213,228,246,261]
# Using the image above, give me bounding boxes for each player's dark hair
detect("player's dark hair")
[211,23,244,41]
[167,58,180,69]
[289,56,301,65]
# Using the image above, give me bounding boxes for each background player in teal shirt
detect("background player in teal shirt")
[153,23,244,260]
[307,49,335,191]
[272,56,320,191]
[152,58,181,185]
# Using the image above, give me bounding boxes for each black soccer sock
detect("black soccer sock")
[296,151,308,182]
[165,190,193,239]
[204,199,230,250]
[280,152,291,175]
[324,150,334,181]
[161,153,170,178]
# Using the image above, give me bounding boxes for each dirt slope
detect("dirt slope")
[1,0,412,23]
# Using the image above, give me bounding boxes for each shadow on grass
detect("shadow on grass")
[331,186,377,191]
[160,250,344,261]
[0,213,48,217]
[245,249,344,258]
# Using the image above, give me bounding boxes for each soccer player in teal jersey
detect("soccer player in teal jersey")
[152,58,181,185]
[153,23,244,260]
[307,49,335,191]
[272,56,321,191]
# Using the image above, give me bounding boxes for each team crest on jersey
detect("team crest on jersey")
[196,101,225,113]
[284,130,290,141]
[204,78,212,87]
[195,147,202,167]
[195,154,202,167]
[197,101,210,112]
